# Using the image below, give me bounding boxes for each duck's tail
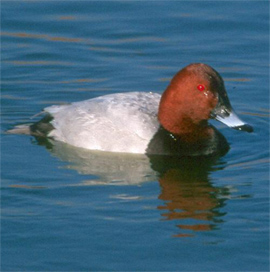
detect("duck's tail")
[7,113,54,137]
[6,124,32,135]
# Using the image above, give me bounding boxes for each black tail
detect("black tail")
[29,115,54,137]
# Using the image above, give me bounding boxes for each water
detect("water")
[1,1,269,271]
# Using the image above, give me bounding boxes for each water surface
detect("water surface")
[1,1,269,271]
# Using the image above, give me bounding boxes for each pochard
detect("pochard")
[11,63,253,156]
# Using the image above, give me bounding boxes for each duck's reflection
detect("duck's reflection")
[148,155,228,237]
[34,137,229,237]
[41,139,157,185]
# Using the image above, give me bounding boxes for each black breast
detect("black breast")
[146,126,229,157]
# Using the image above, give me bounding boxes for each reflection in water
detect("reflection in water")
[1,31,82,43]
[149,156,228,237]
[34,137,229,237]
[39,139,157,185]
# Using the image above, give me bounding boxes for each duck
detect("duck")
[10,63,253,156]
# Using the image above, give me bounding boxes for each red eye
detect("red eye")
[197,84,205,92]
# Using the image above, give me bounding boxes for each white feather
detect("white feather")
[45,92,161,153]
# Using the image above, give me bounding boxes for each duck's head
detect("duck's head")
[158,63,253,138]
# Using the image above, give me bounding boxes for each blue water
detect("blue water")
[1,1,269,271]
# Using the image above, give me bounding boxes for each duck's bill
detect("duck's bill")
[212,109,253,133]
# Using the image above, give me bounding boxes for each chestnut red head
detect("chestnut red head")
[158,63,253,137]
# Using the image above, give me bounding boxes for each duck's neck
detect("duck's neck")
[158,114,214,144]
